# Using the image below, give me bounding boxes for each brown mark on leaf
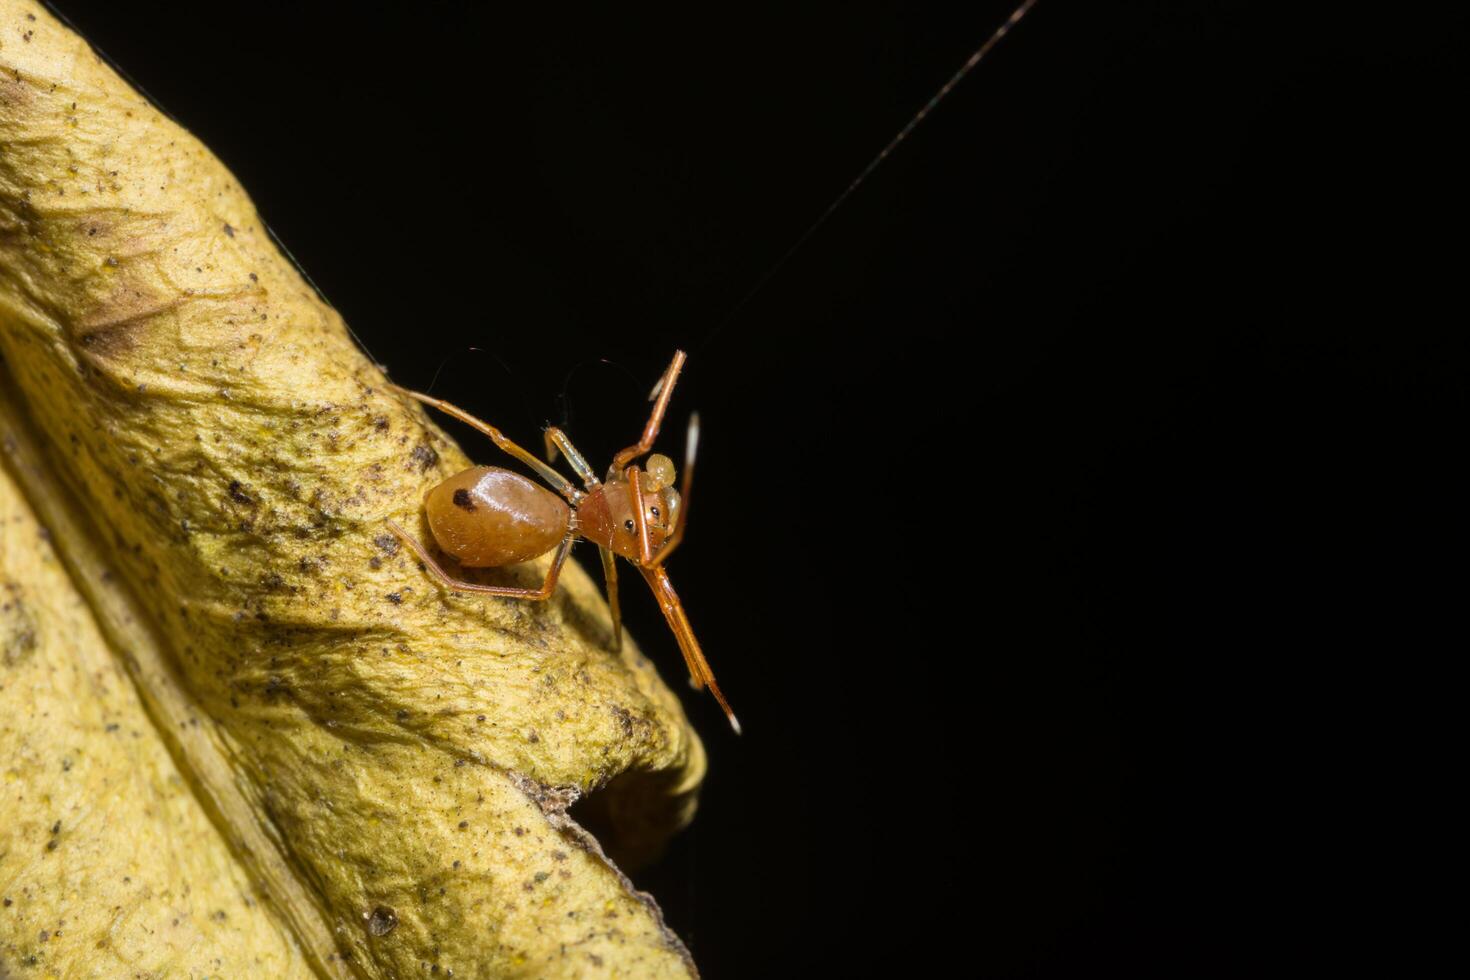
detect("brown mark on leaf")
[78,216,112,240]
[0,69,32,110]
[1,586,39,667]
[75,277,183,360]
[410,444,439,473]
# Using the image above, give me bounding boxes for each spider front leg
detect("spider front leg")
[628,465,655,565]
[653,412,698,566]
[386,520,574,600]
[611,350,686,474]
[639,563,739,734]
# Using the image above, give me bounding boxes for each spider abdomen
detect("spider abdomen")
[424,466,570,568]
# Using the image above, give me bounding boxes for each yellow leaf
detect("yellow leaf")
[1,3,704,976]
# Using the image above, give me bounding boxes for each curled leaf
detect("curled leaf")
[1,3,704,976]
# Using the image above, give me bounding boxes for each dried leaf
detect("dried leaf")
[0,3,704,976]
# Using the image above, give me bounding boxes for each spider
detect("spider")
[385,351,738,732]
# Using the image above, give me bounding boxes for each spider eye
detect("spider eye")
[650,506,660,519]
[623,519,635,532]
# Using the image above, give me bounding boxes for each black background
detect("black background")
[42,1,1464,976]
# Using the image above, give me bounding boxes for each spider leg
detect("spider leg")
[544,426,600,490]
[387,520,573,600]
[639,564,739,734]
[599,546,623,652]
[611,350,686,474]
[387,384,583,504]
[628,466,654,564]
[653,412,698,565]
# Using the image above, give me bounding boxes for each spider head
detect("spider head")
[580,455,681,562]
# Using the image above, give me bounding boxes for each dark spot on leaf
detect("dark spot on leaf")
[2,595,38,667]
[411,444,439,472]
[365,906,398,937]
